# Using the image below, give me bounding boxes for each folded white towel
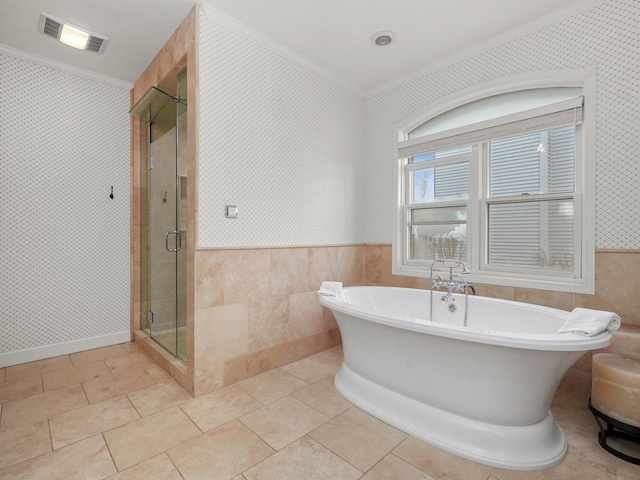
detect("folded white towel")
[318,281,343,297]
[558,307,621,336]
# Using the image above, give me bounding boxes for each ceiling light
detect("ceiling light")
[38,12,109,54]
[371,31,396,47]
[60,24,90,50]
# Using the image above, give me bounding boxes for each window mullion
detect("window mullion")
[479,142,489,271]
[468,144,482,272]
[403,161,411,206]
[573,193,583,279]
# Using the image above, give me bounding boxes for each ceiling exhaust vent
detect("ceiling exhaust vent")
[86,36,104,53]
[38,12,109,54]
[42,16,61,39]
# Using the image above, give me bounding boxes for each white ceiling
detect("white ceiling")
[0,0,195,85]
[0,0,602,93]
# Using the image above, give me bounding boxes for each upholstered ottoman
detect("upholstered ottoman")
[589,353,640,464]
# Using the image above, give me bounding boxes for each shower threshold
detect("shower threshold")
[142,325,187,362]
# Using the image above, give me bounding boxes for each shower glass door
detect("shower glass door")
[131,83,187,362]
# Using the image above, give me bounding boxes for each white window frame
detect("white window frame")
[392,69,596,294]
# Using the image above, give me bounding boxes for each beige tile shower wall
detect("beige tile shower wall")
[191,244,636,397]
[131,6,198,393]
[192,246,365,396]
[364,246,640,399]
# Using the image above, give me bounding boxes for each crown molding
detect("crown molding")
[367,0,609,97]
[0,43,133,90]
[201,2,366,98]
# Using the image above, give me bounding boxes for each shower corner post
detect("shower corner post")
[185,15,199,396]
[128,5,198,395]
[129,91,138,339]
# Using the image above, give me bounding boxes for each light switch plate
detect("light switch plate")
[225,205,238,218]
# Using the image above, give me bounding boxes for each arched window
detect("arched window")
[393,71,595,293]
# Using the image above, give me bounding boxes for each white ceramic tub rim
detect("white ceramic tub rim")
[319,286,611,351]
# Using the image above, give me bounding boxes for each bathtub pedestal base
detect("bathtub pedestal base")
[334,363,567,471]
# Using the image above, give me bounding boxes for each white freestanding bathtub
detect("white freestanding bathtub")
[319,286,611,470]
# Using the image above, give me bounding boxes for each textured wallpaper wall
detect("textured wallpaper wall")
[1,0,635,359]
[362,0,639,248]
[198,12,367,247]
[0,54,130,356]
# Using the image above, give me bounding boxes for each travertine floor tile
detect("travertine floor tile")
[617,457,640,480]
[243,436,362,480]
[0,434,116,480]
[144,363,171,382]
[104,359,150,378]
[561,424,618,474]
[281,355,339,383]
[106,453,182,480]
[237,368,308,404]
[393,436,493,480]
[4,355,72,382]
[0,375,43,404]
[49,395,140,449]
[240,396,329,450]
[360,454,436,480]
[105,351,154,375]
[82,368,155,404]
[551,395,618,475]
[42,360,111,391]
[314,345,344,365]
[2,343,628,480]
[1,384,88,430]
[127,380,192,416]
[490,453,617,479]
[309,406,406,471]
[103,406,201,471]
[292,376,352,418]
[70,345,128,367]
[168,419,274,480]
[180,385,262,432]
[120,342,144,354]
[0,420,51,470]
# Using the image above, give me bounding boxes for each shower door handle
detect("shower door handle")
[165,231,181,252]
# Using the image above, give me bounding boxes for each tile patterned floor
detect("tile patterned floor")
[1,342,640,479]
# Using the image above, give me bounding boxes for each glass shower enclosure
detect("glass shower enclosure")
[130,79,187,362]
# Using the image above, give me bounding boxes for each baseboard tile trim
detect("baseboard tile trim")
[0,331,131,368]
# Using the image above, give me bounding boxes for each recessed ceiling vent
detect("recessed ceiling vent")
[370,30,396,47]
[38,12,108,54]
